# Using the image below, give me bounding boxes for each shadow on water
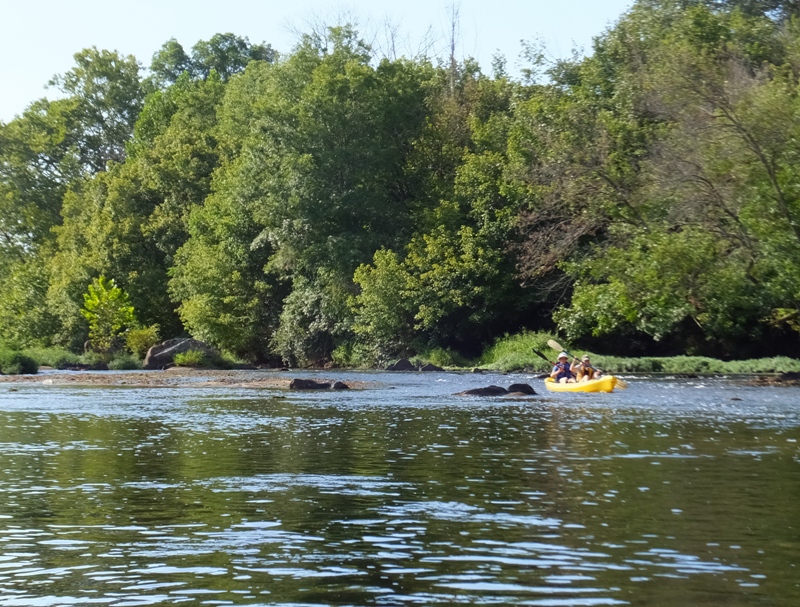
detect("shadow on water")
[0,371,798,605]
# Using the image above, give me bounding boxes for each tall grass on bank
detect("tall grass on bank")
[478,332,560,373]
[589,355,800,374]
[479,333,800,374]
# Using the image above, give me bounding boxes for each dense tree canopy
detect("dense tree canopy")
[2,3,800,362]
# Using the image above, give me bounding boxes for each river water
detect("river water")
[0,371,798,606]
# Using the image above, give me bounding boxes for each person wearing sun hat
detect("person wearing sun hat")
[550,352,576,383]
[576,354,601,382]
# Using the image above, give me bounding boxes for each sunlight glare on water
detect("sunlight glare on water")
[0,371,798,606]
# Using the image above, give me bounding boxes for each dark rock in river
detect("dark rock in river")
[507,383,536,395]
[457,385,508,396]
[333,381,350,390]
[419,363,444,372]
[290,378,332,390]
[386,358,416,371]
[143,338,219,370]
[747,371,800,386]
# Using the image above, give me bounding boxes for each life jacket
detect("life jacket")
[552,361,573,381]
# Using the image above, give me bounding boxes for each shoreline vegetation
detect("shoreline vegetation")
[3,2,800,372]
[3,332,799,378]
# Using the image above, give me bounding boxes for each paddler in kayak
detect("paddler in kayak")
[550,352,577,383]
[576,354,602,382]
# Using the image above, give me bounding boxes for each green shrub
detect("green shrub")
[479,331,561,372]
[108,352,142,370]
[79,351,108,366]
[0,350,39,375]
[173,350,209,367]
[412,347,472,369]
[81,276,136,353]
[21,346,79,368]
[125,325,160,358]
[330,342,376,368]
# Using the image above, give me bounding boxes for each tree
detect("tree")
[149,33,276,88]
[174,25,430,363]
[49,47,145,171]
[549,2,800,354]
[48,73,227,346]
[81,276,136,353]
[149,38,194,87]
[191,33,276,81]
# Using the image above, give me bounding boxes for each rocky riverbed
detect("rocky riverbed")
[0,368,371,390]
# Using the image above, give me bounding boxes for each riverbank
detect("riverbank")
[4,332,800,378]
[0,368,372,390]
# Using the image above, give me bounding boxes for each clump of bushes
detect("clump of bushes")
[0,349,39,375]
[172,349,237,369]
[20,346,80,368]
[125,325,160,358]
[173,350,212,368]
[108,352,142,370]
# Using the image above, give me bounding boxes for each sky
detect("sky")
[0,0,634,123]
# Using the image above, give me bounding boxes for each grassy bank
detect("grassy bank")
[477,332,800,375]
[0,343,248,374]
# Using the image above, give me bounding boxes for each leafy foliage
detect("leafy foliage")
[125,325,160,358]
[3,9,800,364]
[173,349,210,367]
[0,350,39,375]
[81,276,136,353]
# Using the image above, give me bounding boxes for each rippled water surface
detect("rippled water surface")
[0,371,798,606]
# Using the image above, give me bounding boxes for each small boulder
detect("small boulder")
[143,338,219,370]
[386,358,416,371]
[507,383,536,395]
[457,385,508,396]
[332,381,350,390]
[290,378,332,390]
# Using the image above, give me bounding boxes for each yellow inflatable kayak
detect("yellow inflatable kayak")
[544,375,618,393]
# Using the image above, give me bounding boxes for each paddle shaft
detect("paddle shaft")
[548,339,599,372]
[531,348,555,366]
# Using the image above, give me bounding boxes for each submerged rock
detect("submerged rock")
[748,371,800,386]
[507,383,536,395]
[457,385,508,396]
[289,378,332,390]
[456,383,537,397]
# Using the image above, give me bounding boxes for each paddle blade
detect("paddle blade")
[615,378,629,390]
[547,339,564,352]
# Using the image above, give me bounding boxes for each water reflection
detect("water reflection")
[0,373,798,605]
